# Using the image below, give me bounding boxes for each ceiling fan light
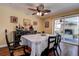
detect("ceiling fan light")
[37,12,42,16]
[44,13,48,15]
[37,12,40,15]
[39,12,42,16]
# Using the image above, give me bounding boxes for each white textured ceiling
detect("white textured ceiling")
[0,3,79,15]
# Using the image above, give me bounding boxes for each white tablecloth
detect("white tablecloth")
[20,34,49,56]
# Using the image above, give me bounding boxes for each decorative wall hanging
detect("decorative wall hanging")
[45,21,49,28]
[33,21,37,25]
[23,19,31,26]
[10,16,18,23]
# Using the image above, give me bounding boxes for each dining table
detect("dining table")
[20,34,56,56]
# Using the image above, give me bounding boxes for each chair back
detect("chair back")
[5,29,21,48]
[48,34,61,49]
[56,34,61,44]
[5,29,11,49]
[48,36,56,49]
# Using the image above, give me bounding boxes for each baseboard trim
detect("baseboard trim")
[0,44,7,48]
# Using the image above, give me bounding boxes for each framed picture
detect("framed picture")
[45,21,49,28]
[10,16,18,23]
[33,21,37,25]
[23,19,31,26]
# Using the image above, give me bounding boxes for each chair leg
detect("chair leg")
[23,46,30,56]
[23,46,26,55]
[53,50,56,56]
[55,49,59,56]
[58,45,61,55]
[10,51,14,56]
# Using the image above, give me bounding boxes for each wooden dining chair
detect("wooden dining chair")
[41,36,56,56]
[41,34,61,56]
[51,34,61,56]
[5,29,31,56]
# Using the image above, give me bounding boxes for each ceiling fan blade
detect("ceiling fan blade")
[32,13,37,15]
[43,9,51,13]
[28,8,37,11]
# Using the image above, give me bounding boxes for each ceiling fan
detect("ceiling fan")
[28,4,51,16]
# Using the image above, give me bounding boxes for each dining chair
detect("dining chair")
[51,34,62,56]
[41,34,61,56]
[48,36,59,56]
[41,36,56,56]
[5,29,31,56]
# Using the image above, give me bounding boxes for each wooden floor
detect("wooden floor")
[0,46,79,56]
[0,47,31,56]
[0,47,9,56]
[0,47,54,56]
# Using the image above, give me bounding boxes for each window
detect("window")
[53,14,79,36]
[54,19,62,33]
